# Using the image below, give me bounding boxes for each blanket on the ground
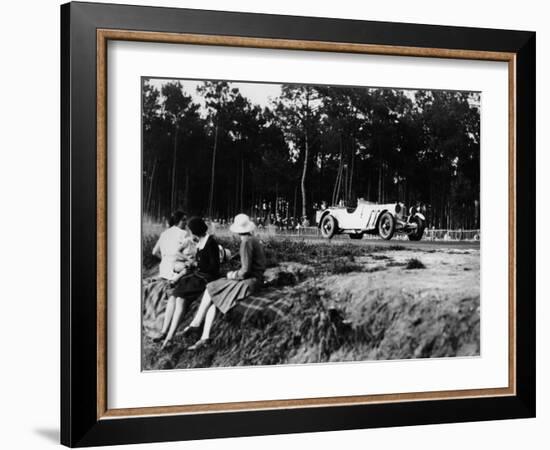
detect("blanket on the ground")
[232,294,292,322]
[142,276,292,327]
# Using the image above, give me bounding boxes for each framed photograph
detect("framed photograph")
[61,1,535,447]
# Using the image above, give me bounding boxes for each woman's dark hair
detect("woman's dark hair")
[187,216,208,237]
[168,211,186,227]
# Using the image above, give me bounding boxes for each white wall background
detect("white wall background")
[0,0,545,448]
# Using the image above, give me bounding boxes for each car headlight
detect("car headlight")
[395,203,401,214]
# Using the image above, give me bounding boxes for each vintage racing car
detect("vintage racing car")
[316,199,426,241]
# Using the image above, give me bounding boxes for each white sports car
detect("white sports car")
[316,199,426,241]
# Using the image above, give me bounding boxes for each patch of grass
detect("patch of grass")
[405,258,426,270]
[328,258,364,274]
[142,280,480,369]
[142,233,160,271]
[217,237,405,274]
[347,292,480,360]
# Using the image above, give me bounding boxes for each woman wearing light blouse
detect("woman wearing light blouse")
[149,211,195,343]
[183,213,266,350]
[151,211,193,280]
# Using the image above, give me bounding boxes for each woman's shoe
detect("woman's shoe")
[150,331,167,342]
[188,338,210,351]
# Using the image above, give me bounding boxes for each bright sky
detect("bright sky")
[146,78,480,116]
[147,78,282,114]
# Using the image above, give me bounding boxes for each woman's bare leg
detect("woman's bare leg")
[162,297,186,347]
[188,290,212,328]
[189,304,217,349]
[160,296,176,335]
[200,305,217,340]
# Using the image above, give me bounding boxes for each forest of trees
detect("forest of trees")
[142,79,480,229]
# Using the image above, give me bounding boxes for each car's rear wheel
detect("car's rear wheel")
[349,233,363,240]
[407,216,425,241]
[378,212,395,240]
[320,214,337,239]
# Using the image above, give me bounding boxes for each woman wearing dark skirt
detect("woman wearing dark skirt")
[158,217,220,349]
[184,213,266,350]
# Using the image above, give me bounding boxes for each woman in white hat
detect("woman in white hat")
[183,213,266,350]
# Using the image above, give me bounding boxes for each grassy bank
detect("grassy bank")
[142,229,480,369]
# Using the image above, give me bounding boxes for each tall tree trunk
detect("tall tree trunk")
[207,123,219,218]
[348,140,355,202]
[183,165,190,211]
[145,155,158,216]
[342,164,349,205]
[331,165,339,206]
[319,155,324,205]
[332,135,344,205]
[293,184,298,219]
[170,125,179,212]
[240,158,244,212]
[300,132,309,219]
[378,164,382,203]
[377,137,382,203]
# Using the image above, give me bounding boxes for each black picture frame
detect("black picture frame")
[61,1,536,447]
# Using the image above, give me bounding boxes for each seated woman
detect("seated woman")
[183,213,266,350]
[151,211,194,281]
[159,216,221,349]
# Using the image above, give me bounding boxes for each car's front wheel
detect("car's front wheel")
[320,214,337,239]
[378,212,395,240]
[407,216,425,241]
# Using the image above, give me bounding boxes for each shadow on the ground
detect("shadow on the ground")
[34,428,59,444]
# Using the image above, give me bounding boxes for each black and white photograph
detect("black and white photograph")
[0,0,542,447]
[141,77,481,370]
